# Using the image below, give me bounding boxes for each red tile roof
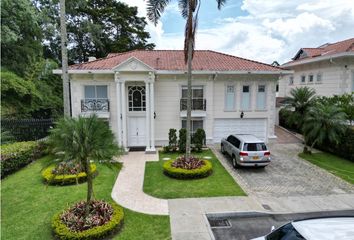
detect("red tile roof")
[289,38,354,63]
[69,50,282,72]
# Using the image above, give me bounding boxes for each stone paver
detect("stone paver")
[111,151,169,215]
[211,143,354,197]
[275,125,302,144]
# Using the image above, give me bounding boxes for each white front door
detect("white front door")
[128,117,146,147]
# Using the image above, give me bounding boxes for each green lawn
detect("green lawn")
[143,149,246,199]
[299,152,354,184]
[1,156,171,240]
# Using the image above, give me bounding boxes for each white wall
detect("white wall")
[278,57,354,97]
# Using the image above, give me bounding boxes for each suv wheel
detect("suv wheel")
[221,144,225,154]
[232,155,239,169]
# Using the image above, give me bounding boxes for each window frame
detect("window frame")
[128,85,146,112]
[256,84,267,110]
[289,76,294,85]
[301,75,306,84]
[225,84,236,111]
[181,119,204,134]
[308,74,314,83]
[84,85,108,100]
[241,85,251,111]
[316,73,322,83]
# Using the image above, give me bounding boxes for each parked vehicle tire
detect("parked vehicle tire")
[221,144,225,154]
[232,155,239,169]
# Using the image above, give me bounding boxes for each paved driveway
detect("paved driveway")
[211,142,354,197]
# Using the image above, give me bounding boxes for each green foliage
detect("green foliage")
[279,108,299,132]
[178,128,187,153]
[1,0,43,76]
[1,130,15,145]
[168,128,178,152]
[34,0,154,64]
[0,141,45,178]
[42,164,97,185]
[303,102,347,151]
[283,86,317,131]
[317,93,354,124]
[192,128,206,152]
[163,159,212,179]
[48,115,122,204]
[52,202,124,240]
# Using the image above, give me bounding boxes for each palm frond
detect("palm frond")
[216,0,227,9]
[178,0,188,19]
[146,0,171,25]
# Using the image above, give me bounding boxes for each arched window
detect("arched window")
[128,86,146,111]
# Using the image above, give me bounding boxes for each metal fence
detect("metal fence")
[1,119,55,141]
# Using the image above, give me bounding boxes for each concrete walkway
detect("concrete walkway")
[169,194,354,240]
[111,151,169,215]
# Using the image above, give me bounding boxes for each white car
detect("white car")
[252,217,354,240]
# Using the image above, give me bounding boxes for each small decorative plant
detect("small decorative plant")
[178,128,187,153]
[168,128,178,152]
[192,128,205,152]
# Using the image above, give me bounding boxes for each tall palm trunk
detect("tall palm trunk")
[185,40,193,161]
[59,0,70,116]
[84,158,93,216]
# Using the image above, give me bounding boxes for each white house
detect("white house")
[278,38,354,98]
[54,50,289,153]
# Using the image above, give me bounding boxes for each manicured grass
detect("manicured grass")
[143,149,246,199]
[299,152,354,184]
[1,156,171,240]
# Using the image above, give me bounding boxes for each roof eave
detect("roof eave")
[282,52,354,68]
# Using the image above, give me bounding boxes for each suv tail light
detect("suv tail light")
[264,151,271,156]
[239,152,248,156]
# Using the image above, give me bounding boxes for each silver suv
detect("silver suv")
[220,134,271,168]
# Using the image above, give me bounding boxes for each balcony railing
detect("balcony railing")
[81,98,109,112]
[180,98,206,111]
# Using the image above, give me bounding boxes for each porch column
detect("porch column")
[145,79,151,152]
[149,78,155,151]
[114,72,122,147]
[120,80,128,151]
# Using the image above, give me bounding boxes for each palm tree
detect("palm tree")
[59,0,70,116]
[302,103,347,153]
[48,115,122,216]
[284,86,317,130]
[147,0,226,160]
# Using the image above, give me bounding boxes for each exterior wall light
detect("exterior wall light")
[240,111,244,119]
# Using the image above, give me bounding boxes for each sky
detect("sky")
[120,0,354,64]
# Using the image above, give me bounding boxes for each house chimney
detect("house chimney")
[88,56,96,62]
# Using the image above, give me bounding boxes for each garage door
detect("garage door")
[213,118,267,143]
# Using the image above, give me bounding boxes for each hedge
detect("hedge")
[163,159,212,179]
[42,164,97,185]
[52,202,124,240]
[0,141,46,178]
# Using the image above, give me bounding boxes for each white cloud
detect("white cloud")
[121,0,354,64]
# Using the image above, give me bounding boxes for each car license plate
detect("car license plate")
[252,156,259,160]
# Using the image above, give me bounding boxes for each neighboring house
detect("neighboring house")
[54,50,288,152]
[278,38,354,98]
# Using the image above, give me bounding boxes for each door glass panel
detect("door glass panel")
[128,86,146,111]
[96,85,107,98]
[257,85,266,110]
[84,86,95,99]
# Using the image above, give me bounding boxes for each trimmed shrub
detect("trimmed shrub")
[279,108,300,133]
[52,202,124,240]
[42,164,97,185]
[0,141,46,178]
[192,128,206,152]
[178,128,187,153]
[163,159,212,179]
[168,128,178,152]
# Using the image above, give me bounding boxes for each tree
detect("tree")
[1,0,42,76]
[33,0,155,64]
[59,0,70,116]
[302,103,347,153]
[147,0,226,160]
[48,115,122,215]
[283,86,317,131]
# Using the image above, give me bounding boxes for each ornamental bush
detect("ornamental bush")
[192,128,206,152]
[52,201,124,240]
[178,128,187,153]
[0,140,46,178]
[168,128,178,152]
[163,159,212,179]
[42,164,97,185]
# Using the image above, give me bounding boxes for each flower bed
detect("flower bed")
[163,157,212,179]
[42,164,97,185]
[52,200,124,240]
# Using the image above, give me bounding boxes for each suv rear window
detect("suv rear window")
[243,143,267,151]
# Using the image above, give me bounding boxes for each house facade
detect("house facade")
[278,38,354,98]
[55,50,288,152]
